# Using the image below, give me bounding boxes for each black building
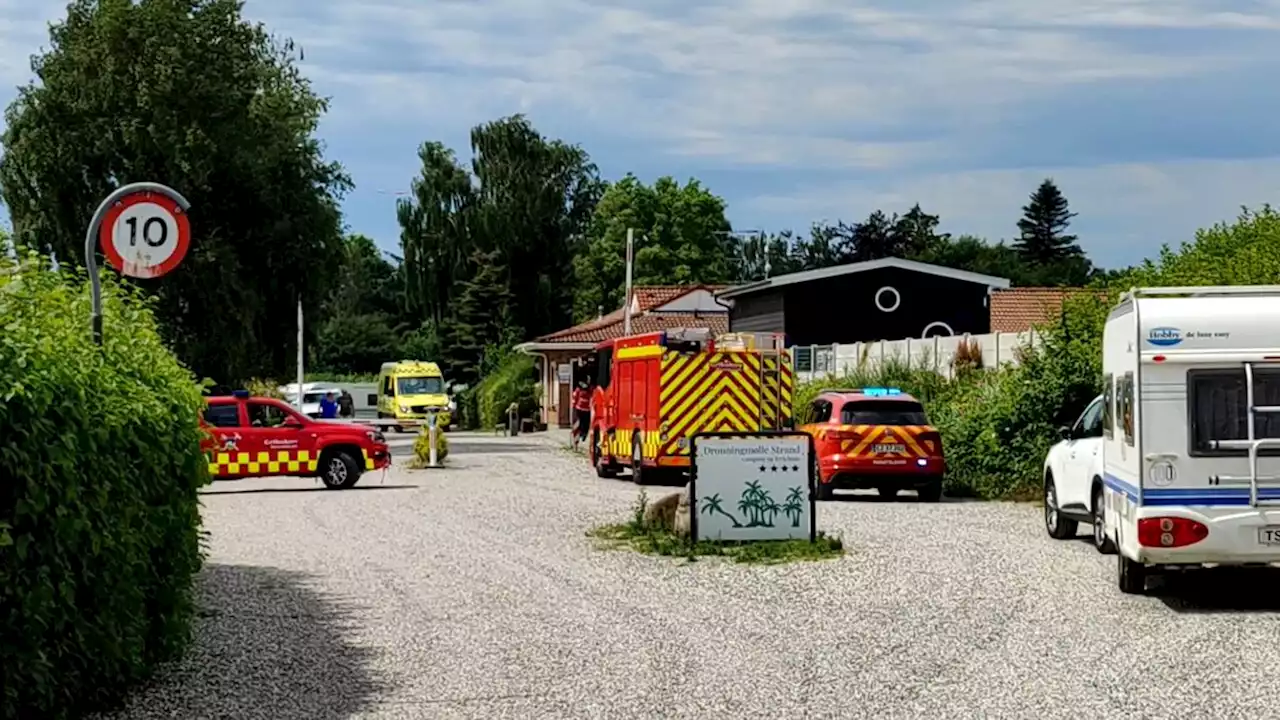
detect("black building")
[717,257,1011,346]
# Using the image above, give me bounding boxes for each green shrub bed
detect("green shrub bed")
[0,257,208,718]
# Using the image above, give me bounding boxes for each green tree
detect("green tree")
[312,234,404,373]
[438,249,515,386]
[0,0,348,382]
[398,116,602,355]
[572,174,733,321]
[1015,179,1091,284]
[910,235,1036,285]
[734,230,802,282]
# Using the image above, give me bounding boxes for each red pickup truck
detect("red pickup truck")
[200,390,391,489]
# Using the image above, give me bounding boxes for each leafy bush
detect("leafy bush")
[1,257,208,718]
[411,425,450,466]
[475,353,539,429]
[243,377,285,399]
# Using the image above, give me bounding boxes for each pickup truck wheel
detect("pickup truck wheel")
[1044,473,1078,539]
[320,450,361,490]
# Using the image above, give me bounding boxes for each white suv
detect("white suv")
[1042,394,1115,553]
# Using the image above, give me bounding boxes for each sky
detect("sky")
[3,1,1280,271]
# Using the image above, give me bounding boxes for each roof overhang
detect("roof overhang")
[717,257,1012,300]
[515,341,596,353]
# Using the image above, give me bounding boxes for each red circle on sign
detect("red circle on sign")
[98,191,191,279]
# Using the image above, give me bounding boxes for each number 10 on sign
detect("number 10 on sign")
[99,191,191,279]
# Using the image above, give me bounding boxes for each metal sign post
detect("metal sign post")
[85,182,192,345]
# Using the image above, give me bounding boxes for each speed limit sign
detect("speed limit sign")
[98,190,191,279]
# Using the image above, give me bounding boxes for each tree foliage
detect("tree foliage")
[311,234,403,374]
[573,174,733,321]
[0,0,348,384]
[397,116,602,381]
[1013,179,1092,285]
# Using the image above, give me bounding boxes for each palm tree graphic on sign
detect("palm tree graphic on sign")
[700,493,743,527]
[782,486,804,527]
[739,480,780,527]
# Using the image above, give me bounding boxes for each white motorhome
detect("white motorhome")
[1101,286,1280,594]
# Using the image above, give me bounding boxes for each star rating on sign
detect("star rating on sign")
[756,464,802,472]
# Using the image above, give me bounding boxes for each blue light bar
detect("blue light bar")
[861,387,902,396]
[232,389,250,399]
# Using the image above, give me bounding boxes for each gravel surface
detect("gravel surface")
[102,432,1280,719]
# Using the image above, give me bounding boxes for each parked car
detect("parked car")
[1042,393,1114,552]
[799,387,946,502]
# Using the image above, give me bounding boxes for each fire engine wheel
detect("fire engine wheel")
[631,435,649,485]
[320,450,361,490]
[593,430,617,479]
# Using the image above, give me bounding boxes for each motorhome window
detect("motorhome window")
[397,376,443,395]
[1121,372,1134,445]
[842,400,929,426]
[1188,369,1280,456]
[1102,374,1114,438]
[596,348,613,389]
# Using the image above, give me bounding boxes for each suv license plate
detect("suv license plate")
[1259,527,1280,545]
[872,444,905,454]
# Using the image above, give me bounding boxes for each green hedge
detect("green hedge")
[1,257,208,718]
[475,353,539,429]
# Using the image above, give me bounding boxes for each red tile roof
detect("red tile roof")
[990,287,1107,333]
[533,285,729,345]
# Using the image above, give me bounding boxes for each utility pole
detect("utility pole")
[624,227,634,335]
[296,298,305,411]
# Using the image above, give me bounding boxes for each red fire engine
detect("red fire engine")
[586,329,794,483]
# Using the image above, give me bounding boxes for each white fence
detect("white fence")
[789,329,1043,383]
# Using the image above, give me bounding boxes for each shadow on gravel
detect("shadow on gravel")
[202,484,417,496]
[1155,567,1280,613]
[97,563,387,720]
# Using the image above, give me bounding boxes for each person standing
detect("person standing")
[320,391,339,419]
[338,389,355,418]
[571,381,591,450]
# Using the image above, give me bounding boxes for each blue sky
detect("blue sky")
[3,0,1280,270]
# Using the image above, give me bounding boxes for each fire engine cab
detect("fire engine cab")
[587,329,794,484]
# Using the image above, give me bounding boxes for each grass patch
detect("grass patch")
[586,490,845,565]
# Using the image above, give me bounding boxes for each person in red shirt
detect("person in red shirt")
[571,381,591,450]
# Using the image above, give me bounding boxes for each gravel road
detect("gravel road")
[103,432,1280,719]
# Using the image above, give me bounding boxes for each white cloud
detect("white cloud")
[745,156,1280,266]
[252,0,1280,163]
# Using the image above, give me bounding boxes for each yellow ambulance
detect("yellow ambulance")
[377,361,452,432]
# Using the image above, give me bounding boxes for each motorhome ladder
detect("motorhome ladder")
[1208,362,1280,507]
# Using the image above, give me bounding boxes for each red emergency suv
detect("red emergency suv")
[800,387,945,502]
[200,390,391,489]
